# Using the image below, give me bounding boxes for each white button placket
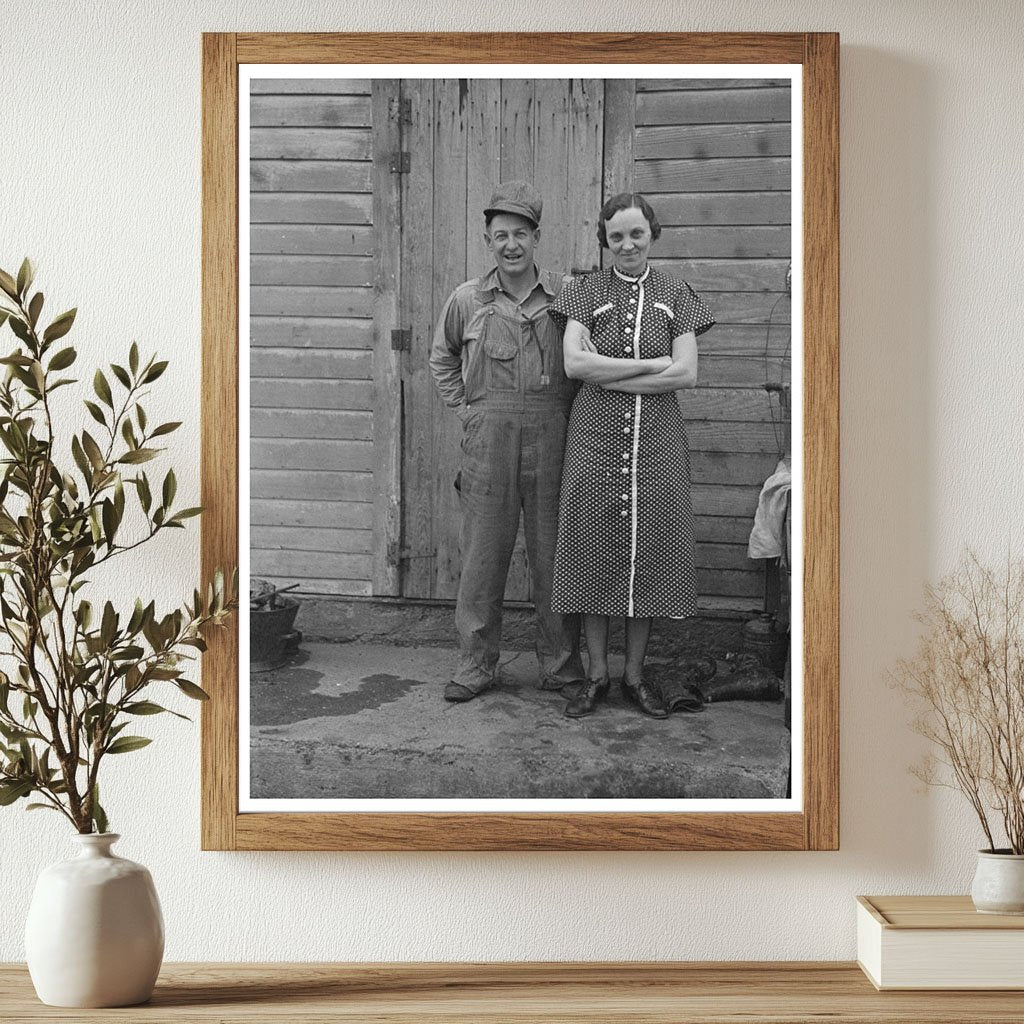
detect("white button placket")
[625,273,646,617]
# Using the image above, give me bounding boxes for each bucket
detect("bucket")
[741,613,788,676]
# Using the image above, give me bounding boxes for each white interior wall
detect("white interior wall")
[1,0,1022,960]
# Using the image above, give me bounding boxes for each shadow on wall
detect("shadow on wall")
[839,48,937,867]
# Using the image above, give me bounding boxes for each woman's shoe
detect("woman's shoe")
[620,676,669,718]
[564,677,609,718]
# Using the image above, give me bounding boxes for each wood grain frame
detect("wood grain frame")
[201,32,839,851]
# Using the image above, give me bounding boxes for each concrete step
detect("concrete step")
[250,642,789,801]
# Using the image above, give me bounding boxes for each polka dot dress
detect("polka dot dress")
[548,267,715,618]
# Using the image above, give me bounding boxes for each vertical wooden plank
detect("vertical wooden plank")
[603,79,635,203]
[569,78,605,275]
[467,79,535,603]
[466,79,500,278]
[802,33,840,851]
[400,80,436,599]
[533,80,570,275]
[371,81,402,596]
[200,32,238,851]
[432,79,469,600]
[500,79,535,183]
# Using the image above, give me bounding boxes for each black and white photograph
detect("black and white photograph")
[241,66,800,810]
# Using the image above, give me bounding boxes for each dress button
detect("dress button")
[623,348,632,354]
[621,493,628,501]
[621,453,629,460]
[621,467,628,474]
[624,411,631,418]
[629,295,636,303]
[622,427,629,434]
[620,510,628,517]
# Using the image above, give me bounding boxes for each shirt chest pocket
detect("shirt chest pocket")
[589,303,619,357]
[478,311,521,392]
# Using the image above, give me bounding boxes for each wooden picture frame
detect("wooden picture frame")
[201,32,838,851]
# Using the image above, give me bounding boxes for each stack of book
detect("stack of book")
[857,895,1024,990]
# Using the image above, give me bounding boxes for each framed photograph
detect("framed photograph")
[201,32,838,850]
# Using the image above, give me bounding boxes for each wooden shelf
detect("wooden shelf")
[3,962,1024,1022]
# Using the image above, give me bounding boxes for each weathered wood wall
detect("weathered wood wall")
[397,79,605,606]
[634,78,792,611]
[248,79,375,596]
[248,77,791,613]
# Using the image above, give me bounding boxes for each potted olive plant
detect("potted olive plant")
[895,552,1024,914]
[0,260,235,1006]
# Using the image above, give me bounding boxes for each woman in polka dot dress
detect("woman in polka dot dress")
[548,193,715,719]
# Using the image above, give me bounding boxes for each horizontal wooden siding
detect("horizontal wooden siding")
[637,78,792,610]
[249,79,374,596]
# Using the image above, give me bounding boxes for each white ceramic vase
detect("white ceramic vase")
[25,833,164,1007]
[970,849,1024,915]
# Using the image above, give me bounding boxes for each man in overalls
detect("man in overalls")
[430,181,583,703]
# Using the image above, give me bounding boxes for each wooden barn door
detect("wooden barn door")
[393,79,605,602]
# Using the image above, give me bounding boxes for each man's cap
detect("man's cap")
[483,181,542,226]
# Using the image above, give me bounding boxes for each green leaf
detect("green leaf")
[129,342,139,375]
[142,360,168,383]
[91,785,108,834]
[136,404,147,432]
[110,363,131,388]
[8,317,31,344]
[0,310,9,331]
[26,803,61,813]
[162,468,176,508]
[113,475,125,521]
[121,418,137,449]
[118,448,158,465]
[168,507,203,524]
[105,735,152,755]
[83,400,107,427]
[76,600,94,631]
[93,369,113,409]
[100,601,117,647]
[150,421,181,438]
[81,431,105,471]
[16,258,34,298]
[0,353,32,368]
[101,498,116,547]
[0,779,33,805]
[27,292,43,328]
[124,700,171,716]
[0,268,18,300]
[71,435,92,482]
[136,473,152,513]
[47,346,77,371]
[42,308,77,344]
[176,679,210,701]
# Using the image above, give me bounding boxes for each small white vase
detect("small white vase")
[971,849,1024,915]
[25,833,164,1007]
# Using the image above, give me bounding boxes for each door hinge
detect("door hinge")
[389,151,411,174]
[387,542,434,566]
[390,329,412,351]
[388,97,413,126]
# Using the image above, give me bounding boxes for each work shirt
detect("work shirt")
[429,264,574,412]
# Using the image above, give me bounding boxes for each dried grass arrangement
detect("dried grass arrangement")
[895,552,1024,854]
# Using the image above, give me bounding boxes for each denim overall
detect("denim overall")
[454,283,583,694]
